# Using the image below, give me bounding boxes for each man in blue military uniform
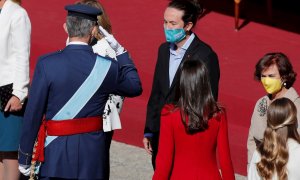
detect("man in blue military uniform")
[18,4,142,180]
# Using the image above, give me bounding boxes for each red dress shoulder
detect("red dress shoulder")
[153,110,235,180]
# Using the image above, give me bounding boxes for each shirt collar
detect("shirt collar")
[169,33,195,52]
[181,33,195,50]
[68,41,88,46]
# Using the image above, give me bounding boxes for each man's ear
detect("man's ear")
[184,22,194,32]
[63,23,68,34]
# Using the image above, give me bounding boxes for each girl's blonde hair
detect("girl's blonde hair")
[257,97,300,180]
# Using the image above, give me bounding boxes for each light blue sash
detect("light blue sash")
[45,56,111,147]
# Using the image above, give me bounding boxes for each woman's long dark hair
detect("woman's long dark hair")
[177,60,220,133]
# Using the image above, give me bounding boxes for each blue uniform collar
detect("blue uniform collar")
[64,44,94,52]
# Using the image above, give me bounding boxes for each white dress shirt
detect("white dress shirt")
[248,138,300,180]
[0,0,31,102]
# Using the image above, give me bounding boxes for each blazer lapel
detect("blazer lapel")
[160,44,171,96]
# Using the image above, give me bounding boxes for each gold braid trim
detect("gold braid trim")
[29,140,38,180]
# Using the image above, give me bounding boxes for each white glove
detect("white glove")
[19,164,31,176]
[99,26,125,55]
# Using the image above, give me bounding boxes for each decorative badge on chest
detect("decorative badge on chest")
[257,98,268,117]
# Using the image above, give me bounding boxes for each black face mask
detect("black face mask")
[89,37,98,46]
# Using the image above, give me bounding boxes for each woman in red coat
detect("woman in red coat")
[153,60,235,180]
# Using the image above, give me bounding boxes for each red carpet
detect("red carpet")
[23,0,300,175]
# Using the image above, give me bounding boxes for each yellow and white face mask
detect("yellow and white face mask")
[261,77,282,94]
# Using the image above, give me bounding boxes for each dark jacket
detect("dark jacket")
[144,35,220,134]
[19,45,142,179]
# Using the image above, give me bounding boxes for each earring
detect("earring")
[283,82,287,87]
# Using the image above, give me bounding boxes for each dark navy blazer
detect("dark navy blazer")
[18,45,142,179]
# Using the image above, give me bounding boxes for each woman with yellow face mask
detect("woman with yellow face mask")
[247,52,300,170]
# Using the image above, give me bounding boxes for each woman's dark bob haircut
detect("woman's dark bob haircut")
[254,52,296,89]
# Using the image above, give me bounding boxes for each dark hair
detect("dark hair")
[168,0,203,27]
[257,97,300,179]
[177,60,220,133]
[254,52,296,89]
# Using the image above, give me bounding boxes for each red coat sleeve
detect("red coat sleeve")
[152,108,174,180]
[217,112,235,180]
